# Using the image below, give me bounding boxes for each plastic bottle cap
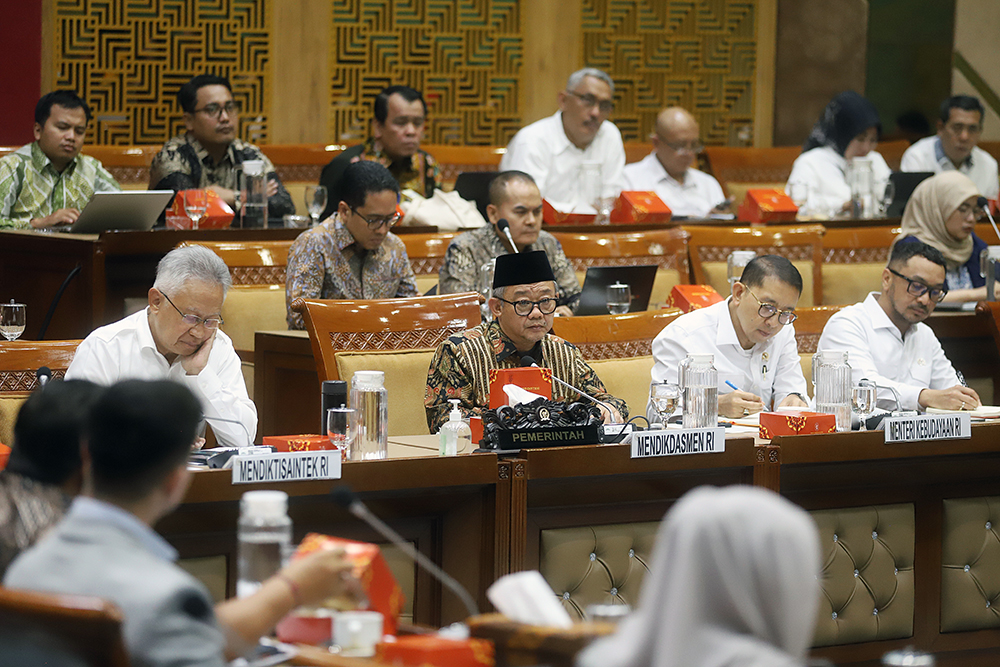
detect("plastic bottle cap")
[688,354,713,363]
[241,490,288,519]
[818,350,847,362]
[353,370,385,388]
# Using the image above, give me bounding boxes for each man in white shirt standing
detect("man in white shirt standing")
[623,107,726,218]
[650,255,809,419]
[500,68,625,212]
[818,240,980,412]
[900,95,999,199]
[67,245,256,447]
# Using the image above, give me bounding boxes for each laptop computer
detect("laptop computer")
[885,171,934,218]
[574,265,658,316]
[68,190,175,233]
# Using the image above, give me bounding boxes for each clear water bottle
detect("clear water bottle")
[679,354,718,429]
[813,350,852,431]
[350,370,388,460]
[239,159,268,228]
[849,157,875,219]
[237,490,292,598]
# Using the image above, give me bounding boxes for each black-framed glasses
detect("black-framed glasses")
[565,90,615,115]
[349,206,400,230]
[655,134,703,154]
[742,285,798,325]
[193,101,239,119]
[161,291,224,330]
[497,297,558,316]
[887,268,948,303]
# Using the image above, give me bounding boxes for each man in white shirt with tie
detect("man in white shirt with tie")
[623,107,726,218]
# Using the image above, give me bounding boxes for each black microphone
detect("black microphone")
[519,356,618,420]
[36,367,51,388]
[202,414,254,448]
[331,485,479,620]
[496,218,519,253]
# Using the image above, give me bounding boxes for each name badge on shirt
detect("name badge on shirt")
[883,413,971,443]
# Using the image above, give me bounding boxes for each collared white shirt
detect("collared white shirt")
[66,309,257,447]
[623,153,725,218]
[650,298,807,412]
[500,111,626,212]
[817,292,959,411]
[786,146,891,216]
[900,135,1000,199]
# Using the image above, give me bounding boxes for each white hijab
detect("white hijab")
[576,486,822,667]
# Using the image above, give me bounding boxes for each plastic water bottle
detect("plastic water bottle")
[679,354,718,429]
[813,350,852,431]
[438,399,472,456]
[236,490,292,598]
[350,370,388,460]
[239,159,268,228]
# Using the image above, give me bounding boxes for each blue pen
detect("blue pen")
[725,380,740,392]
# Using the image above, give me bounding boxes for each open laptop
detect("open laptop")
[885,171,934,218]
[574,265,658,316]
[68,190,175,233]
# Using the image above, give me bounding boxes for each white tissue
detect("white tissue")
[503,384,545,406]
[486,571,574,629]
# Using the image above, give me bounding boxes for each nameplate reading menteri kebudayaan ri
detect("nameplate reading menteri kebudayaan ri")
[231,451,343,484]
[630,427,726,459]
[884,412,972,444]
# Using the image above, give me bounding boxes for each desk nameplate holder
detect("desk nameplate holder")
[630,427,727,459]
[231,449,343,484]
[884,412,971,444]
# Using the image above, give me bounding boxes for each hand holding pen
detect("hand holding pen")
[720,379,765,418]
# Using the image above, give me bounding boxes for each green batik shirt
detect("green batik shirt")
[0,142,121,229]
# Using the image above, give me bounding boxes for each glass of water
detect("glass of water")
[1,301,26,341]
[327,406,356,462]
[650,382,680,424]
[305,185,328,225]
[607,282,631,314]
[183,189,208,230]
[851,380,877,431]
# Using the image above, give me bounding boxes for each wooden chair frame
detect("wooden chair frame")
[791,305,847,357]
[550,309,683,360]
[548,228,691,278]
[179,240,293,287]
[0,340,81,393]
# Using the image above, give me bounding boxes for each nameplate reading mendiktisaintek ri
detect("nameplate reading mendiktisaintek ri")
[884,412,971,444]
[231,450,342,484]
[630,427,726,459]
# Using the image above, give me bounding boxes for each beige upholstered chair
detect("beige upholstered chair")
[399,232,459,295]
[0,340,81,444]
[821,227,898,306]
[702,145,801,209]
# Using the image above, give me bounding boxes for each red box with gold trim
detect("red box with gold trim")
[737,189,798,224]
[759,411,837,438]
[488,367,553,409]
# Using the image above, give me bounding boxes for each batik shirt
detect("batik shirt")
[425,319,627,432]
[285,214,420,329]
[0,471,69,578]
[0,142,121,229]
[149,134,295,222]
[438,225,582,309]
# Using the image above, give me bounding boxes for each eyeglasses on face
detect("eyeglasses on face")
[565,90,615,115]
[887,268,948,303]
[193,102,239,119]
[349,206,400,230]
[955,202,985,221]
[741,284,798,325]
[161,291,223,330]
[656,135,704,154]
[497,297,558,316]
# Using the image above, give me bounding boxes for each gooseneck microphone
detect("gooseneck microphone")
[979,196,1000,242]
[202,414,254,448]
[331,486,479,620]
[496,218,519,253]
[36,367,52,388]
[520,356,617,420]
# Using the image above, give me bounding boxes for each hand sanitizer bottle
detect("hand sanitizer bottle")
[438,399,472,456]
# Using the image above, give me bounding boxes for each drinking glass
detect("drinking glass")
[787,182,809,214]
[327,406,356,461]
[606,282,631,315]
[851,380,877,431]
[0,301,26,341]
[880,181,895,216]
[183,189,208,230]
[305,185,328,225]
[594,196,615,225]
[650,382,680,424]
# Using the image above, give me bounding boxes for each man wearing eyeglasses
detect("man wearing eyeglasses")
[650,255,809,420]
[499,68,625,212]
[66,245,256,448]
[818,240,979,412]
[623,107,728,218]
[900,96,999,199]
[285,161,418,330]
[149,74,295,225]
[425,250,626,432]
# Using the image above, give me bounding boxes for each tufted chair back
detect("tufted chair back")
[941,496,1000,632]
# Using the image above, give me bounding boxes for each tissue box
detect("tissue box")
[488,367,553,409]
[262,434,335,452]
[541,199,596,226]
[276,534,404,643]
[667,284,724,312]
[610,191,672,224]
[165,189,235,229]
[737,189,798,224]
[759,411,837,438]
[377,636,495,667]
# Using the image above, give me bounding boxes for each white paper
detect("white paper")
[503,384,545,406]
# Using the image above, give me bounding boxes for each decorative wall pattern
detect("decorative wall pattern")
[328,0,522,146]
[52,0,271,145]
[581,0,757,144]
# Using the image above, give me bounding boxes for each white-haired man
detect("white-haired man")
[500,68,625,212]
[67,245,256,447]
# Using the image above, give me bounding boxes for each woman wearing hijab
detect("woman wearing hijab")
[786,91,891,217]
[576,486,821,667]
[894,171,989,302]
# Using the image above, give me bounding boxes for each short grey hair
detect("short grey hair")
[566,68,614,95]
[153,245,232,296]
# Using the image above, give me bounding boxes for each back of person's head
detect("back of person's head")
[87,380,202,503]
[373,85,426,123]
[35,91,92,125]
[339,160,400,209]
[7,380,103,486]
[940,95,984,124]
[488,170,537,207]
[740,255,803,295]
[177,74,232,113]
[889,239,947,271]
[153,244,232,296]
[566,68,614,94]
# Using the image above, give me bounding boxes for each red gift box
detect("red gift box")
[737,189,798,224]
[262,434,337,452]
[667,284,723,312]
[377,635,495,667]
[165,189,235,229]
[610,191,672,224]
[488,367,553,410]
[759,411,837,438]
[541,199,596,226]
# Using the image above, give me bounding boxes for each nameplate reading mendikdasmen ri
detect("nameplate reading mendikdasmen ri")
[884,412,972,444]
[232,450,343,484]
[630,427,727,459]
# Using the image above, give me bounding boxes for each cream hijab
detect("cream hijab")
[576,486,822,667]
[896,171,980,269]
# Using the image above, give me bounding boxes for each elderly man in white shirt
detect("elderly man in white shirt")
[818,240,980,412]
[66,245,256,447]
[500,68,625,212]
[623,107,726,218]
[650,255,809,419]
[900,95,999,199]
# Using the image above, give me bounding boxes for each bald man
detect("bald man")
[623,107,726,218]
